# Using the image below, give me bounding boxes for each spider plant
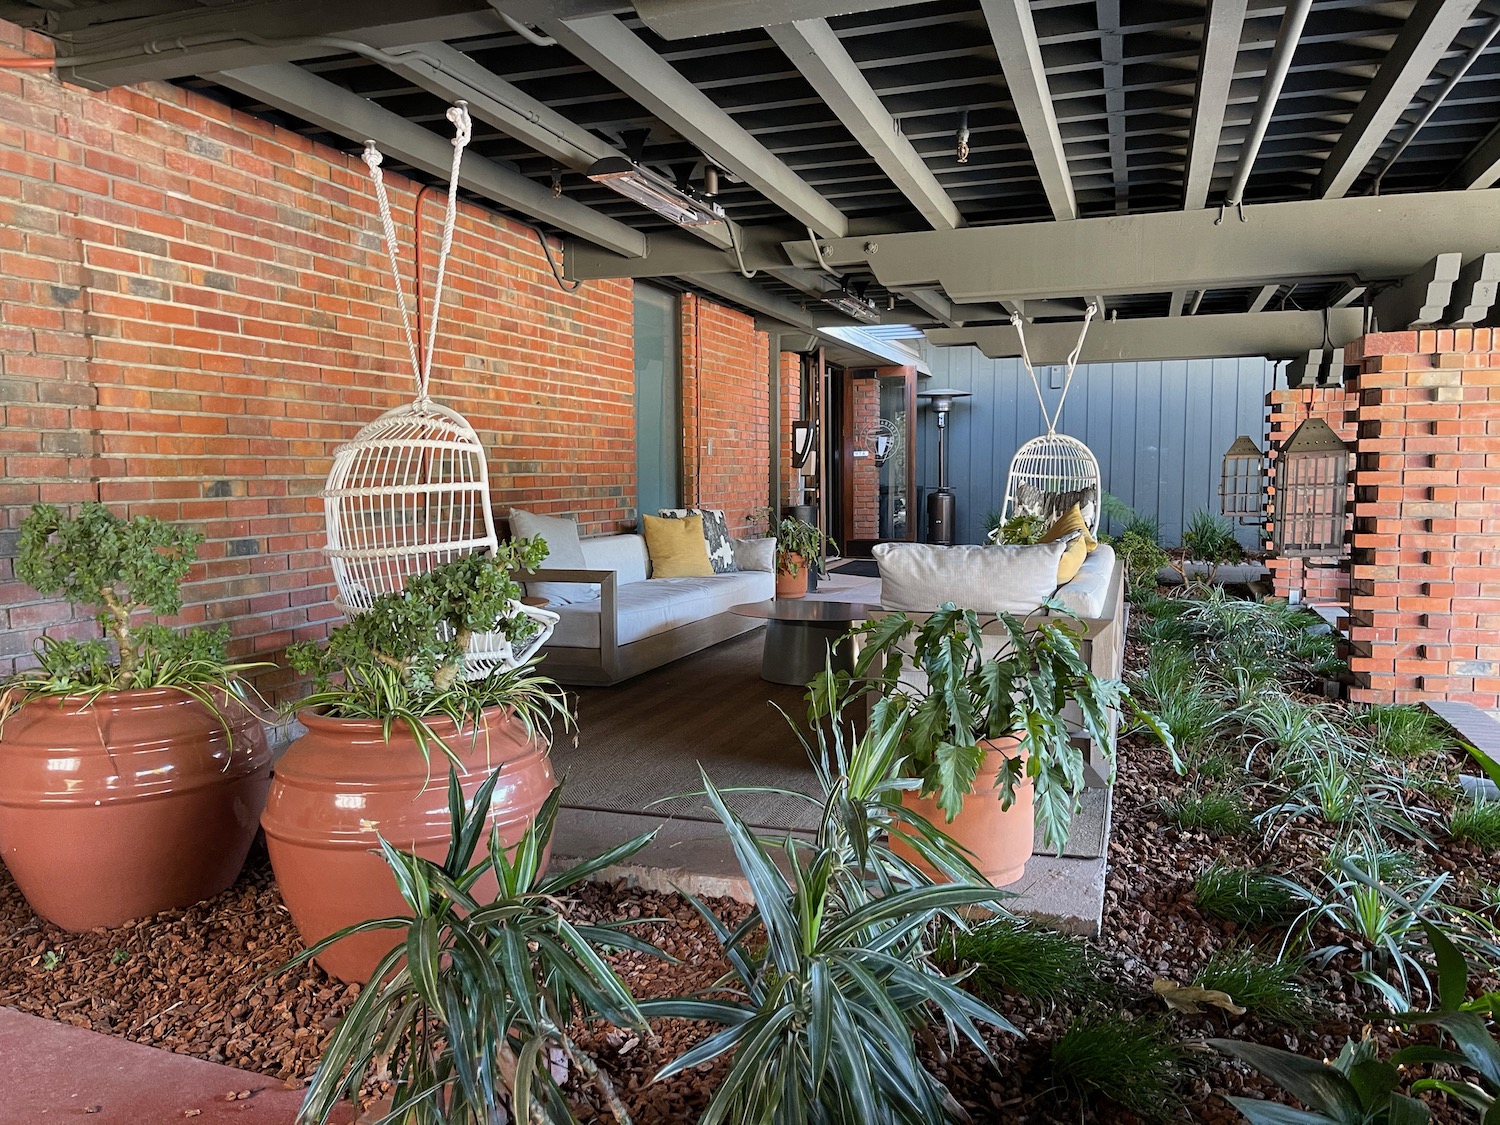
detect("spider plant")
[639,770,1018,1125]
[1257,755,1434,847]
[1128,645,1199,710]
[1240,691,1342,766]
[291,769,664,1125]
[1147,683,1227,774]
[1291,839,1500,1010]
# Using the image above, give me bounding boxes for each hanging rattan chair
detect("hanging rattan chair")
[321,105,556,678]
[1001,305,1104,533]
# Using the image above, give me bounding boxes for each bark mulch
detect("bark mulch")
[3,625,1498,1122]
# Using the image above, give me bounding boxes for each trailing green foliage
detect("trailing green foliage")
[1160,788,1252,836]
[985,512,1048,545]
[1193,863,1301,927]
[820,602,1136,852]
[1450,797,1500,851]
[639,749,1019,1125]
[1192,947,1315,1029]
[1215,924,1500,1124]
[3,503,269,733]
[1257,752,1434,848]
[286,546,570,767]
[291,770,663,1125]
[1048,1013,1185,1121]
[936,917,1096,1003]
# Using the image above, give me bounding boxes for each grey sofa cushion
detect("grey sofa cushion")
[509,508,597,605]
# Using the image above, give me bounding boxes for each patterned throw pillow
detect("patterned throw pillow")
[657,508,738,574]
[1011,482,1099,531]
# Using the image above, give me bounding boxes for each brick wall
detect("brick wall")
[1265,383,1358,607]
[778,350,804,513]
[0,22,770,696]
[1345,330,1500,709]
[680,293,770,536]
[850,376,880,539]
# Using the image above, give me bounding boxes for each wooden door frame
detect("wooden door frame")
[836,364,918,556]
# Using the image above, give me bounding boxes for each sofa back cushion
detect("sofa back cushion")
[873,540,1068,614]
[579,534,650,586]
[509,508,596,605]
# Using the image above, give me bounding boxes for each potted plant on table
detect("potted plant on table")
[0,502,274,931]
[262,540,571,983]
[818,602,1142,886]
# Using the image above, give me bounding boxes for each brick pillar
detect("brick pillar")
[1346,329,1500,709]
[1264,383,1358,607]
[778,350,803,510]
[851,377,880,538]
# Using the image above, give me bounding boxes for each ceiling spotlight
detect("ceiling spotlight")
[821,283,881,324]
[586,155,725,227]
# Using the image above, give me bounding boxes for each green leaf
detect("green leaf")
[1221,1096,1340,1125]
[1211,1040,1365,1124]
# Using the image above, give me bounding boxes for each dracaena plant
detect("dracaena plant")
[820,602,1142,852]
[1,502,268,726]
[286,542,570,762]
[638,749,1020,1125]
[290,769,663,1125]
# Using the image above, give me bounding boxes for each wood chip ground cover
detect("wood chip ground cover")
[2,607,1497,1123]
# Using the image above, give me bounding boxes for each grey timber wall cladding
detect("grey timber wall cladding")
[912,345,1275,549]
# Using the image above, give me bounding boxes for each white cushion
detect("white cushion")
[873,540,1068,615]
[510,509,595,605]
[579,534,650,586]
[1050,543,1117,620]
[547,570,775,648]
[731,536,776,573]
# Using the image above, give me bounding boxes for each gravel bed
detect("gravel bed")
[3,617,1498,1122]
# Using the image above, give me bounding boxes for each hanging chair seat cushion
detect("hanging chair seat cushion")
[872,540,1069,615]
[547,570,775,648]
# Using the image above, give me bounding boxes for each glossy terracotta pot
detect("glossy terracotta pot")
[262,706,554,984]
[775,552,808,599]
[893,736,1034,887]
[0,689,273,931]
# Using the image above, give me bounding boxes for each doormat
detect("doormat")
[828,558,879,578]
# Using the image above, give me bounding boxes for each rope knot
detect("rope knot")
[361,141,383,171]
[447,102,472,149]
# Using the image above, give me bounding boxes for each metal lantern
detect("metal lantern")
[1271,417,1350,557]
[1220,435,1266,524]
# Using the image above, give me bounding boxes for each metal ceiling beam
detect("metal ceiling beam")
[680,272,827,334]
[787,189,1500,303]
[926,308,1365,364]
[1447,121,1500,189]
[544,14,849,238]
[1248,283,1280,313]
[1168,289,1188,317]
[766,19,962,232]
[978,0,1079,221]
[1314,0,1483,199]
[1183,0,1249,210]
[211,63,648,259]
[1096,0,1128,213]
[635,0,917,39]
[379,41,736,254]
[56,0,507,89]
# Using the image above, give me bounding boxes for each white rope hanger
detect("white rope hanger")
[1011,301,1098,436]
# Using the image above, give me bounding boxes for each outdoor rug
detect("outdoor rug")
[828,558,880,578]
[552,628,1109,857]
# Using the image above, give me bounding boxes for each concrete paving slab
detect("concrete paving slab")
[0,1006,348,1125]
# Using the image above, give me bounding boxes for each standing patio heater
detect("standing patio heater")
[917,388,970,544]
[1271,417,1350,557]
[1220,435,1267,524]
[322,103,556,678]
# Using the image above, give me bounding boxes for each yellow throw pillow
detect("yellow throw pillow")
[641,513,714,578]
[1040,504,1097,553]
[1056,533,1088,585]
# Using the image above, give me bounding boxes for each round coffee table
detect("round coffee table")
[730,599,872,686]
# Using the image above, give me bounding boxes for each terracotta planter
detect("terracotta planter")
[0,689,273,931]
[892,736,1034,886]
[262,706,554,984]
[775,552,808,599]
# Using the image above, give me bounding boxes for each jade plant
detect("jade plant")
[286,542,569,758]
[2,502,261,718]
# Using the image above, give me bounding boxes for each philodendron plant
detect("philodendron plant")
[2,501,265,721]
[286,542,570,760]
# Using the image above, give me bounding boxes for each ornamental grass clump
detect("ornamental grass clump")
[1449,796,1500,851]
[1361,702,1456,760]
[1193,863,1301,927]
[1160,788,1252,836]
[1048,1013,1186,1122]
[1191,947,1315,1029]
[285,541,569,762]
[937,916,1097,1003]
[1,501,266,722]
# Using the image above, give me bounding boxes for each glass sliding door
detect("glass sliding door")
[633,285,680,518]
[837,366,917,554]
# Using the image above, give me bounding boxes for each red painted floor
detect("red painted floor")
[0,1007,352,1124]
